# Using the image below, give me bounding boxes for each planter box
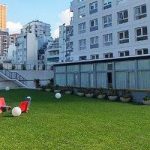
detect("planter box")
[76,92,84,97]
[108,96,118,101]
[143,100,150,105]
[45,89,51,92]
[65,91,72,94]
[120,97,131,103]
[37,88,42,91]
[85,94,93,98]
[54,90,61,93]
[97,95,105,99]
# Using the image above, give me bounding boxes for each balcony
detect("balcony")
[89,9,98,14]
[90,26,98,32]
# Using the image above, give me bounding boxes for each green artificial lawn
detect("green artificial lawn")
[0,89,150,150]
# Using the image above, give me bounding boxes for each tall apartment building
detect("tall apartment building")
[0,4,6,31]
[70,0,150,61]
[59,24,73,62]
[14,20,51,68]
[0,31,9,63]
[45,38,59,65]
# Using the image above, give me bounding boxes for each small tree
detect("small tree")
[34,79,41,88]
[22,64,26,70]
[12,65,16,70]
[0,63,3,70]
[33,65,36,70]
[42,64,46,70]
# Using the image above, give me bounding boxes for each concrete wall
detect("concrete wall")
[11,70,54,88]
[0,77,19,89]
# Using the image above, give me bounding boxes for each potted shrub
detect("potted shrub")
[41,85,46,91]
[76,88,85,97]
[108,88,118,101]
[22,64,26,70]
[96,88,106,99]
[34,79,41,89]
[54,85,61,93]
[0,63,3,70]
[120,90,132,103]
[45,79,54,92]
[33,65,36,70]
[85,89,94,98]
[42,64,46,70]
[12,65,15,70]
[143,96,150,105]
[64,86,73,94]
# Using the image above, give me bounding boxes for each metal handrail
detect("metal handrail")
[0,69,27,86]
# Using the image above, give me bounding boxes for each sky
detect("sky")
[0,0,72,37]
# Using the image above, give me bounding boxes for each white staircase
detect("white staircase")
[0,69,28,88]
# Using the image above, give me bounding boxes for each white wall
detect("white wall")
[8,44,16,60]
[27,33,38,65]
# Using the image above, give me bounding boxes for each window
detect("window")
[118,30,129,44]
[103,33,113,46]
[118,10,128,24]
[90,19,98,31]
[78,22,86,34]
[78,6,86,18]
[104,53,113,58]
[90,36,99,49]
[66,42,73,51]
[119,51,129,57]
[135,4,147,20]
[89,1,98,14]
[103,0,112,10]
[136,27,148,41]
[103,15,112,28]
[107,63,113,70]
[136,48,148,55]
[90,54,99,60]
[79,39,86,50]
[79,56,87,60]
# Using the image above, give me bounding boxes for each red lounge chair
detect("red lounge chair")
[0,97,11,113]
[19,101,30,113]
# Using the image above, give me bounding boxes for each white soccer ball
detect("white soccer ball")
[5,86,10,91]
[55,93,62,99]
[27,96,31,100]
[12,107,22,117]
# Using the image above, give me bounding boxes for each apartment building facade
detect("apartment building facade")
[0,31,9,63]
[13,20,51,69]
[70,0,150,61]
[45,38,59,65]
[8,34,19,61]
[0,4,6,31]
[59,24,74,62]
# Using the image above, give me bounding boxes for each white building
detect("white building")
[70,0,150,61]
[14,20,51,69]
[45,38,59,65]
[13,33,27,65]
[8,34,18,61]
[59,24,73,62]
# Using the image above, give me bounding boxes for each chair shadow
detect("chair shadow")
[2,113,13,118]
[3,115,13,118]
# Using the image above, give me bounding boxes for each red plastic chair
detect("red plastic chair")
[0,97,11,113]
[19,101,30,113]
